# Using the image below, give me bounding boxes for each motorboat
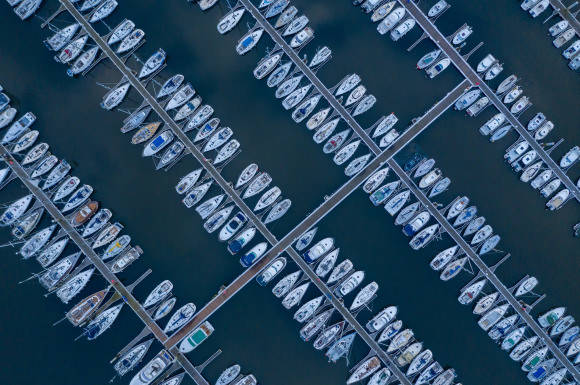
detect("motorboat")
[315,248,338,278]
[174,96,202,122]
[92,222,124,249]
[479,113,506,135]
[132,122,162,144]
[219,212,248,241]
[563,39,580,59]
[110,247,142,273]
[2,112,37,144]
[217,8,245,34]
[409,224,439,250]
[371,1,396,22]
[505,141,530,163]
[560,146,580,168]
[540,178,561,197]
[199,0,219,11]
[89,0,117,23]
[476,54,495,73]
[366,306,398,333]
[511,96,530,114]
[429,246,459,271]
[390,18,416,41]
[485,62,503,80]
[303,237,334,264]
[454,89,481,110]
[283,15,309,37]
[130,350,174,384]
[496,75,517,94]
[272,271,301,298]
[236,28,264,55]
[522,0,540,10]
[336,270,365,297]
[82,208,112,238]
[165,83,195,111]
[546,189,570,210]
[428,0,447,17]
[529,0,550,18]
[417,49,442,70]
[426,58,451,79]
[526,358,555,382]
[363,168,390,193]
[108,19,135,46]
[163,303,196,334]
[117,29,145,54]
[256,257,286,286]
[466,96,489,116]
[377,8,405,34]
[240,242,268,268]
[452,26,473,45]
[45,23,79,51]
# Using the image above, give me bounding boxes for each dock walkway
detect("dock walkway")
[399,0,580,204]
[547,0,580,35]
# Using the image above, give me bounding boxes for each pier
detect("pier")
[546,0,580,35]
[398,0,580,204]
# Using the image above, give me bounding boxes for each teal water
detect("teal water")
[0,1,578,384]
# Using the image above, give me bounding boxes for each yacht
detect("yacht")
[131,122,162,145]
[183,181,211,208]
[345,154,371,177]
[560,146,580,168]
[327,259,354,285]
[560,326,580,347]
[377,319,403,343]
[538,369,567,385]
[366,306,398,333]
[458,279,486,305]
[275,6,297,29]
[372,114,399,138]
[529,0,550,18]
[272,270,301,298]
[428,0,447,17]
[143,280,173,308]
[156,75,184,100]
[510,336,538,360]
[527,113,546,132]
[56,269,94,304]
[313,119,341,144]
[36,238,68,268]
[45,23,79,51]
[417,49,442,70]
[82,208,112,238]
[479,234,500,255]
[303,237,334,264]
[511,96,530,114]
[478,113,505,136]
[240,242,268,268]
[292,94,322,123]
[447,196,469,219]
[390,18,416,41]
[163,303,196,334]
[515,276,539,297]
[216,365,241,385]
[335,74,361,97]
[336,270,365,296]
[476,54,495,73]
[315,248,339,278]
[139,49,166,79]
[0,194,34,226]
[175,169,203,195]
[453,206,477,227]
[385,190,410,215]
[108,19,135,46]
[452,26,473,45]
[353,95,376,116]
[377,8,405,34]
[12,208,43,240]
[2,112,37,144]
[89,0,117,23]
[471,224,492,245]
[522,0,540,10]
[466,97,489,116]
[300,309,334,341]
[347,357,381,384]
[326,333,356,363]
[53,177,80,202]
[345,85,366,107]
[379,128,400,148]
[55,35,88,64]
[371,2,396,22]
[236,29,264,55]
[39,251,80,289]
[165,83,195,111]
[196,194,226,219]
[186,105,215,131]
[522,346,550,372]
[419,169,442,189]
[143,130,174,157]
[369,181,400,206]
[15,0,43,20]
[282,85,312,110]
[313,319,346,349]
[276,74,303,98]
[265,0,289,18]
[478,304,509,331]
[473,292,499,315]
[527,358,555,382]
[387,329,414,353]
[67,46,100,77]
[546,189,569,210]
[257,257,286,286]
[489,314,519,340]
[110,247,142,273]
[409,224,439,250]
[254,53,283,80]
[267,62,293,88]
[396,342,423,367]
[440,257,467,281]
[550,315,575,336]
[228,227,256,254]
[204,206,234,234]
[243,173,272,198]
[214,139,240,164]
[202,127,233,152]
[309,46,332,68]
[199,0,219,10]
[540,178,561,197]
[231,376,257,385]
[70,201,98,228]
[363,168,390,193]
[351,281,379,310]
[218,8,245,34]
[406,350,433,376]
[490,125,511,142]
[496,76,517,96]
[282,282,310,309]
[115,339,154,377]
[429,246,459,271]
[426,58,451,78]
[484,62,503,80]
[102,235,131,260]
[254,186,281,211]
[42,159,72,190]
[283,15,309,37]
[505,141,530,163]
[294,296,324,323]
[62,184,93,213]
[219,212,247,241]
[30,154,58,179]
[174,96,202,122]
[130,350,173,385]
[503,86,522,105]
[361,0,382,13]
[414,158,435,178]
[395,202,420,226]
[66,287,109,326]
[323,129,351,154]
[501,327,526,351]
[264,199,291,224]
[101,82,131,110]
[0,107,17,129]
[454,89,481,110]
[563,39,580,59]
[402,211,430,237]
[117,29,145,54]
[194,118,220,142]
[85,303,123,340]
[295,227,318,251]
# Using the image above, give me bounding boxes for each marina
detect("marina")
[0,0,579,385]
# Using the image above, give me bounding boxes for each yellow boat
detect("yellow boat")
[131,122,161,144]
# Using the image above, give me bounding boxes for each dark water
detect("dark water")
[0,1,578,384]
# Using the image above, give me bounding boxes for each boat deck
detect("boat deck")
[398,0,580,205]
